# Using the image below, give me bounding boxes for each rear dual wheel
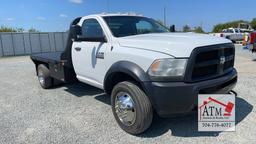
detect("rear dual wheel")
[37,64,53,89]
[111,81,153,135]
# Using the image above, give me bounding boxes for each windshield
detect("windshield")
[103,16,170,37]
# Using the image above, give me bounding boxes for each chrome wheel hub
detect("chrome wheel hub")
[115,92,136,126]
[38,70,45,86]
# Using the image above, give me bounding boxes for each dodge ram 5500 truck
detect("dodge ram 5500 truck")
[31,14,237,134]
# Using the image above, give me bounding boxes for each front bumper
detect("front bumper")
[143,69,237,117]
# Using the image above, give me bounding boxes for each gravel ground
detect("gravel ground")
[0,45,255,144]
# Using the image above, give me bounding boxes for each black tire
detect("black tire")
[111,81,153,135]
[37,64,53,89]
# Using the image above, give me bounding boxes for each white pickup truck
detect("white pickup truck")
[210,28,244,42]
[31,14,237,134]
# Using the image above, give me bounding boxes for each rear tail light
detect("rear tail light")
[251,33,256,44]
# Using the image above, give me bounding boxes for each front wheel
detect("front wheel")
[111,81,153,135]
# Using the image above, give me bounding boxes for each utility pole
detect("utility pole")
[164,6,166,26]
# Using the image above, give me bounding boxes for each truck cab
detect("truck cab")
[31,13,237,135]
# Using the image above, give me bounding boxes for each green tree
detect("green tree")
[194,26,205,33]
[28,27,40,32]
[16,28,24,32]
[212,24,225,33]
[183,25,191,32]
[251,18,256,30]
[212,20,249,32]
[0,26,17,32]
[0,26,26,32]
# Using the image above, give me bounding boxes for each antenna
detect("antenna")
[107,0,110,13]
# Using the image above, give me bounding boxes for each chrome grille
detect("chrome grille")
[185,44,235,82]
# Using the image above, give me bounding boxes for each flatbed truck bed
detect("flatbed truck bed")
[30,52,63,64]
[31,51,76,83]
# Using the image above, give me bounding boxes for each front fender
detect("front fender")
[104,61,151,91]
[104,61,150,83]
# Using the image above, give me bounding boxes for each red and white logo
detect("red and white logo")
[198,94,235,131]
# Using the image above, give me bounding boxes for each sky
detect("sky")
[0,0,256,32]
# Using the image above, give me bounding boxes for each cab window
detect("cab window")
[82,19,104,38]
[103,16,169,37]
[136,20,154,34]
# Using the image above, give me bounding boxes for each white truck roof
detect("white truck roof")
[86,13,144,18]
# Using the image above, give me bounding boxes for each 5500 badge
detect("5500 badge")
[198,94,235,132]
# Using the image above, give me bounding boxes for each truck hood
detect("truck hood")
[117,33,231,57]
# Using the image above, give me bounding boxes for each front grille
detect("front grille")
[185,44,235,82]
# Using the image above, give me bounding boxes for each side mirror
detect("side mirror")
[71,25,107,42]
[76,35,107,42]
[170,25,175,32]
[70,25,82,41]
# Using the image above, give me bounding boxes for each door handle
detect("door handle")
[75,47,81,51]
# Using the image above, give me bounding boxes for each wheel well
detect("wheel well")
[104,72,143,95]
[33,60,49,75]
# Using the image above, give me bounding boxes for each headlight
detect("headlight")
[148,59,188,77]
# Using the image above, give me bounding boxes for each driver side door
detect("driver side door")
[72,18,109,89]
